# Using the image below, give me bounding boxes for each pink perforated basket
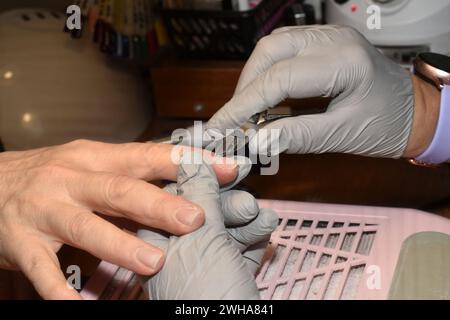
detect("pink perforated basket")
[81,200,450,300]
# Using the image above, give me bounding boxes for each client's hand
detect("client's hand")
[138,153,278,299]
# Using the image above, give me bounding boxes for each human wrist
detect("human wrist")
[402,74,441,159]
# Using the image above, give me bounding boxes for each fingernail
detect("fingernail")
[223,163,239,177]
[136,248,163,270]
[211,154,238,168]
[175,206,203,227]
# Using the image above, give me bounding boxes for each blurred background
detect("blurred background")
[0,0,450,299]
[0,0,71,12]
[0,0,153,151]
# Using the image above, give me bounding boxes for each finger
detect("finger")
[228,208,278,252]
[235,25,354,94]
[70,171,205,235]
[234,29,307,94]
[243,241,270,275]
[41,204,165,276]
[171,145,242,187]
[207,54,343,130]
[165,155,252,194]
[14,237,81,300]
[61,140,238,186]
[249,111,342,157]
[221,190,259,226]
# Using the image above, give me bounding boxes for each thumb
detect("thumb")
[207,54,343,132]
[228,208,278,252]
[249,112,340,156]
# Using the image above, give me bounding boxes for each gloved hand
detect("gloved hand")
[0,140,240,300]
[207,25,415,159]
[137,153,278,299]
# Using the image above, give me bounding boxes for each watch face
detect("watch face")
[419,52,450,73]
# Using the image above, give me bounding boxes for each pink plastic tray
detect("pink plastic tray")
[81,200,450,300]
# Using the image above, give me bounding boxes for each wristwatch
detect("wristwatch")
[410,52,450,167]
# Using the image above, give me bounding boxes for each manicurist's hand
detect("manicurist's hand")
[0,140,238,299]
[207,25,440,159]
[138,152,278,299]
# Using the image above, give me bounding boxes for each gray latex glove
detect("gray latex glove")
[137,153,278,299]
[207,25,414,159]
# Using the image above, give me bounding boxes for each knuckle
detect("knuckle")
[339,43,372,68]
[65,212,94,245]
[349,44,370,61]
[1,194,41,223]
[24,250,58,275]
[61,139,103,155]
[65,139,93,148]
[104,175,136,206]
[255,35,275,53]
[27,254,45,272]
[127,143,158,176]
[141,142,158,159]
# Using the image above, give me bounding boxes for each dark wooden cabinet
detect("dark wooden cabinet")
[151,59,241,119]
